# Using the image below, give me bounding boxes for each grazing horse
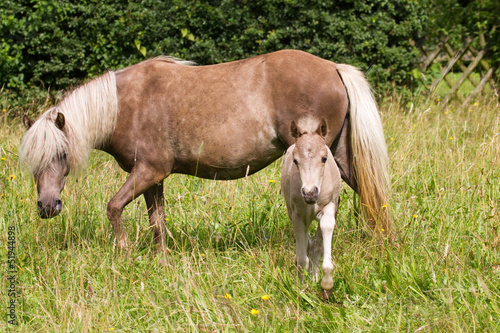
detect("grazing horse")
[20,50,390,252]
[281,117,341,299]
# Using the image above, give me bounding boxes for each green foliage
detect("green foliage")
[423,0,500,65]
[1,0,427,99]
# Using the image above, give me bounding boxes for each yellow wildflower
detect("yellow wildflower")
[413,214,418,218]
[268,180,275,183]
[10,174,15,180]
[250,309,260,315]
[449,137,453,140]
[1,157,5,160]
[224,293,231,300]
[261,295,270,300]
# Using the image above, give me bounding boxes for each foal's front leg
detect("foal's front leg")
[308,227,323,283]
[319,203,337,298]
[291,211,310,281]
[107,164,164,250]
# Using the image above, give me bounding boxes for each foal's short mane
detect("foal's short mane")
[20,71,119,176]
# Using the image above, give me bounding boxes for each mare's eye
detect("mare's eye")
[321,156,327,163]
[60,152,67,160]
[293,159,298,165]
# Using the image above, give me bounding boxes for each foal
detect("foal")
[281,118,341,298]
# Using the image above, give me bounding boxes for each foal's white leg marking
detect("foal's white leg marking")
[291,211,309,280]
[318,202,336,291]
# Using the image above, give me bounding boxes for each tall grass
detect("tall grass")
[1,95,499,332]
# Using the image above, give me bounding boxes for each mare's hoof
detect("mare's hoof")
[321,289,333,299]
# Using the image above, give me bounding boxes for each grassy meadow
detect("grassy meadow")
[1,94,499,332]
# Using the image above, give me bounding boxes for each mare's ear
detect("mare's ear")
[290,120,300,138]
[23,115,35,129]
[316,117,328,138]
[54,112,65,130]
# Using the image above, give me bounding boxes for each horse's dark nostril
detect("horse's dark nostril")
[55,199,62,207]
[313,186,319,196]
[38,201,43,209]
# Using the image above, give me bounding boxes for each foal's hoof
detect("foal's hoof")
[321,289,333,299]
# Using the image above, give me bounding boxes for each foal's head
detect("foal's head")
[22,111,70,219]
[290,118,329,204]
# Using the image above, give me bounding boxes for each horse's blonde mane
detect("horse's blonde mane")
[20,71,119,176]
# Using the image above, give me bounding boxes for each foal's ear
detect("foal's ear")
[54,112,65,130]
[316,117,328,138]
[23,115,35,129]
[290,120,300,138]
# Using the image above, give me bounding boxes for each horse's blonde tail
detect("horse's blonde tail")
[336,64,391,236]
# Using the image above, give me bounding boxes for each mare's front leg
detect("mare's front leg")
[318,202,337,298]
[107,164,165,250]
[143,181,168,253]
[291,211,310,281]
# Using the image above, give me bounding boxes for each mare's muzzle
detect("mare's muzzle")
[301,186,319,204]
[38,198,63,219]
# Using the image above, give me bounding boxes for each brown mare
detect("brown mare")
[21,50,390,252]
[281,117,342,298]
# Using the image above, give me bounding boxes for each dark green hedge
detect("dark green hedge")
[1,0,427,97]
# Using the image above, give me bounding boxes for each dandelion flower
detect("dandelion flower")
[474,102,478,106]
[1,157,5,160]
[261,295,270,300]
[10,174,15,180]
[268,180,275,183]
[449,137,453,140]
[413,214,419,218]
[390,137,394,141]
[2,109,6,113]
[224,293,231,300]
[250,309,260,315]
[382,204,388,208]
[200,253,205,257]
[381,228,385,232]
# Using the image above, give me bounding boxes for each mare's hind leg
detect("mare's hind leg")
[107,164,166,250]
[143,181,168,253]
[319,202,337,298]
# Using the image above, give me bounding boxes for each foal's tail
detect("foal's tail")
[335,64,391,236]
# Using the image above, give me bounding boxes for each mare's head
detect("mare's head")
[290,118,329,204]
[21,111,70,219]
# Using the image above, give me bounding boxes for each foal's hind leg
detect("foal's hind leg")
[107,164,165,251]
[319,202,337,298]
[144,181,169,253]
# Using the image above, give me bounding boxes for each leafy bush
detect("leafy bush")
[1,0,428,108]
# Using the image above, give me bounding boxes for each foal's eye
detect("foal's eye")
[293,159,298,165]
[321,156,327,163]
[60,152,67,160]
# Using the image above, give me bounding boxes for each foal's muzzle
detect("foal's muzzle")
[38,199,63,219]
[301,186,319,204]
